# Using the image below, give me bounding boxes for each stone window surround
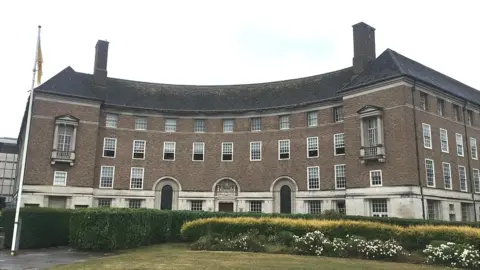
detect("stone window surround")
[358,106,385,163]
[51,115,79,166]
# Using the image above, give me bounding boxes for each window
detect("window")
[307,166,320,190]
[335,164,346,189]
[371,199,388,217]
[279,115,289,130]
[106,113,118,128]
[307,111,318,127]
[250,141,262,161]
[278,140,290,160]
[419,92,428,110]
[190,200,203,211]
[333,106,344,122]
[459,166,468,192]
[99,166,114,188]
[440,128,449,153]
[452,104,460,121]
[249,201,262,213]
[57,125,74,153]
[128,199,142,208]
[135,116,147,130]
[370,170,382,186]
[221,142,233,161]
[98,198,112,207]
[334,133,345,155]
[223,119,234,132]
[308,201,322,214]
[443,162,452,189]
[335,201,346,215]
[436,98,445,116]
[456,133,464,156]
[425,159,435,187]
[307,137,319,158]
[461,203,473,222]
[251,117,261,131]
[132,140,146,159]
[194,119,206,132]
[422,124,432,149]
[52,116,78,164]
[103,138,117,158]
[75,205,88,209]
[163,142,176,161]
[165,119,177,132]
[130,167,144,189]
[53,171,67,186]
[366,118,378,146]
[474,169,480,193]
[449,204,455,212]
[427,200,441,220]
[467,110,473,126]
[192,142,205,161]
[471,137,478,160]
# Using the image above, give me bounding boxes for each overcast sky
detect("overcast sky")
[0,0,479,138]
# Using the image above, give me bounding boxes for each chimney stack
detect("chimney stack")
[93,40,109,86]
[352,22,376,74]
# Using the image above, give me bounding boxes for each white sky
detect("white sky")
[1,0,479,138]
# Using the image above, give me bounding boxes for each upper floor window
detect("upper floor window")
[135,116,147,130]
[53,171,67,186]
[250,141,262,161]
[452,104,460,121]
[251,117,261,131]
[370,170,382,186]
[440,128,449,153]
[279,115,290,130]
[425,159,435,187]
[165,119,177,132]
[467,110,474,126]
[163,141,176,161]
[422,123,432,149]
[223,119,234,133]
[456,133,464,157]
[459,165,468,192]
[307,166,320,190]
[365,118,377,146]
[58,125,74,153]
[130,167,144,189]
[278,140,290,160]
[473,169,480,193]
[471,137,478,160]
[333,106,344,122]
[334,133,345,155]
[103,138,117,158]
[99,166,114,188]
[51,115,79,166]
[335,164,346,189]
[194,119,206,132]
[221,142,233,161]
[192,142,205,161]
[307,137,319,158]
[106,113,118,128]
[357,105,385,162]
[307,111,318,127]
[443,162,452,189]
[133,140,146,159]
[436,98,445,116]
[419,92,428,110]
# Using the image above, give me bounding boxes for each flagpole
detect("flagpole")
[10,25,41,256]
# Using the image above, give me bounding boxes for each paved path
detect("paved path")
[0,247,111,270]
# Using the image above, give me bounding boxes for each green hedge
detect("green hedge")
[2,207,72,249]
[69,208,171,251]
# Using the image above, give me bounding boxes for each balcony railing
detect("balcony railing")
[360,145,385,163]
[363,146,378,157]
[51,150,75,166]
[56,151,72,159]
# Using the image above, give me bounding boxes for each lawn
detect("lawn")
[51,244,445,270]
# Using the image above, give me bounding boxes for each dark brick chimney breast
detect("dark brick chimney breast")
[93,40,109,86]
[352,22,376,74]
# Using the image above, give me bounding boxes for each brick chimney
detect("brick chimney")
[93,40,109,86]
[352,22,376,74]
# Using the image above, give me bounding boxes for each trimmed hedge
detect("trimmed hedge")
[2,207,72,249]
[69,208,171,251]
[180,217,480,250]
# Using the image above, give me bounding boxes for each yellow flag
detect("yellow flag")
[36,36,43,85]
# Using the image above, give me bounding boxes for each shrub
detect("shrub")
[2,207,72,249]
[191,229,266,253]
[423,242,480,269]
[69,208,171,251]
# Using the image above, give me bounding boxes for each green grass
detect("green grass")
[50,244,445,270]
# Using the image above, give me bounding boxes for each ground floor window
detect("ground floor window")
[75,205,88,209]
[371,199,388,217]
[249,201,263,213]
[427,199,441,220]
[190,200,203,211]
[308,200,322,214]
[128,199,142,208]
[461,202,474,222]
[98,198,112,208]
[332,200,346,215]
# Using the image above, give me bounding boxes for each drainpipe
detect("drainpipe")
[411,80,426,219]
[462,102,477,221]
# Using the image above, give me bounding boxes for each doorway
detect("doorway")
[218,202,234,212]
[160,185,173,210]
[280,185,292,213]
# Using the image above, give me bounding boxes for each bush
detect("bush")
[180,217,480,250]
[191,229,266,253]
[2,208,72,249]
[423,242,480,269]
[69,208,171,251]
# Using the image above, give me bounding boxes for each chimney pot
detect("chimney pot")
[93,40,109,86]
[352,22,376,74]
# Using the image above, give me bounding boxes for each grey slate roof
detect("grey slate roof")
[35,49,480,112]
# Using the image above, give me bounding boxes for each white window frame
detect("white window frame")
[308,200,322,214]
[223,119,234,133]
[278,139,290,160]
[53,171,67,186]
[132,140,146,160]
[307,137,319,158]
[102,137,117,158]
[425,159,435,188]
[419,92,427,110]
[442,162,452,190]
[135,116,147,130]
[105,113,118,128]
[249,201,263,213]
[192,142,205,161]
[99,166,115,188]
[251,117,261,132]
[130,167,144,190]
[370,170,383,187]
[194,119,206,133]
[459,165,468,192]
[471,137,478,160]
[279,115,290,130]
[128,199,142,208]
[165,119,177,132]
[190,200,203,211]
[437,98,445,116]
[221,142,233,162]
[307,166,320,190]
[371,199,388,217]
[440,128,449,153]
[250,141,262,161]
[333,106,344,122]
[163,141,176,161]
[335,164,346,189]
[422,123,432,149]
[456,133,464,157]
[334,133,345,156]
[307,111,318,127]
[473,168,480,193]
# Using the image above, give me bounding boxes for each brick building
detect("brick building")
[0,138,18,207]
[16,22,480,221]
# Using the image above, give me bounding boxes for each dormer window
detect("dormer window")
[357,105,385,163]
[51,115,79,166]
